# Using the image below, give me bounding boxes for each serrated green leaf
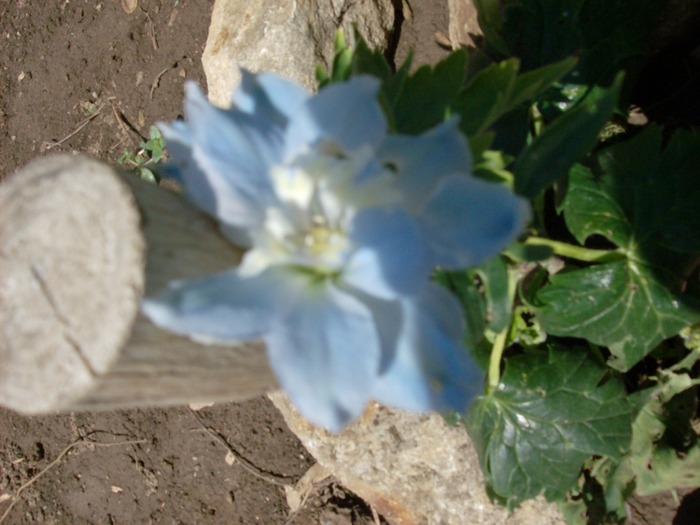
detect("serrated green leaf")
[535,126,700,370]
[466,346,634,506]
[513,73,622,197]
[453,58,519,136]
[350,35,391,82]
[393,50,467,134]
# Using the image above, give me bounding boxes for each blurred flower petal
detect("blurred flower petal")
[284,76,385,157]
[422,175,530,268]
[233,69,309,127]
[379,118,472,210]
[266,282,381,431]
[345,208,429,299]
[147,71,528,431]
[373,282,484,412]
[142,269,287,344]
[183,82,283,228]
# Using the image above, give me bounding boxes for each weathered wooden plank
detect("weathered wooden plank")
[0,154,275,414]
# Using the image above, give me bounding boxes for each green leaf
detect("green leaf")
[117,149,133,165]
[331,47,353,82]
[437,269,490,370]
[350,36,391,82]
[470,255,512,333]
[513,73,622,197]
[393,50,467,134]
[466,345,634,506]
[454,56,575,136]
[503,242,554,263]
[498,0,585,73]
[508,306,547,347]
[600,367,700,500]
[347,35,409,130]
[473,0,510,56]
[509,56,578,109]
[148,125,162,141]
[138,167,157,184]
[535,261,698,372]
[490,0,664,89]
[436,255,511,370]
[535,126,700,371]
[453,58,520,136]
[315,63,330,87]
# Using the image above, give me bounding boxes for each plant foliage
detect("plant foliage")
[321,1,700,520]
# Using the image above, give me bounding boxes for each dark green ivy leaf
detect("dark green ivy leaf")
[535,262,697,372]
[535,126,700,371]
[466,346,634,507]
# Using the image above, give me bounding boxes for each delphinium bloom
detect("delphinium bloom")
[142,71,529,431]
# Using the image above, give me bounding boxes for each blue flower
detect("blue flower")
[142,71,529,431]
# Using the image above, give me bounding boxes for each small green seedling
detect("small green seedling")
[118,125,166,183]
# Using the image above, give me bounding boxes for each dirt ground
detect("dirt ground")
[1,1,698,524]
[0,1,450,524]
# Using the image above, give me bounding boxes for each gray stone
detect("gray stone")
[270,392,566,525]
[202,0,395,107]
[448,0,482,49]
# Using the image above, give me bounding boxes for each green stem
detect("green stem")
[488,327,509,393]
[487,267,519,393]
[525,237,623,263]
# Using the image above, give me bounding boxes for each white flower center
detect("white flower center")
[238,143,399,278]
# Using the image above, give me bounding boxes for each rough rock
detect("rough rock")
[202,0,395,107]
[447,0,482,49]
[270,392,566,525]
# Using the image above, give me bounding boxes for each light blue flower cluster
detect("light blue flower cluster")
[142,71,529,431]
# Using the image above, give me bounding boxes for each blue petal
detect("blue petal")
[157,120,217,214]
[379,118,472,210]
[141,269,290,344]
[344,208,430,300]
[182,82,283,229]
[265,282,381,431]
[421,175,530,268]
[284,76,385,158]
[233,70,310,127]
[372,282,484,412]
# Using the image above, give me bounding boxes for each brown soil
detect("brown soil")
[0,1,449,524]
